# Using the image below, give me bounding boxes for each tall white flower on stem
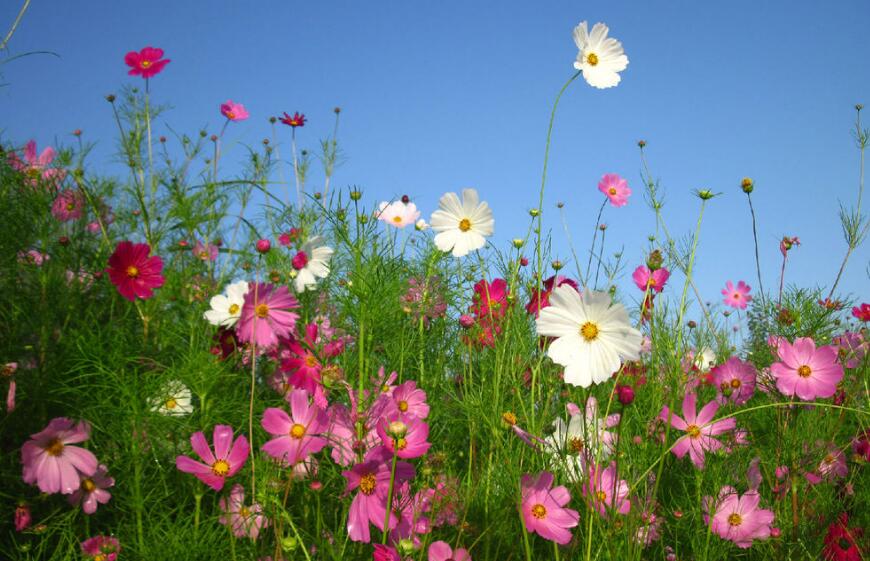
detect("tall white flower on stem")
[291,236,334,292]
[204,280,250,327]
[149,380,194,417]
[573,21,629,89]
[429,188,494,257]
[536,286,642,387]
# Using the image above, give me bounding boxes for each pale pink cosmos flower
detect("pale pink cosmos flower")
[429,540,471,561]
[18,249,48,266]
[583,461,630,517]
[21,417,98,494]
[631,266,670,293]
[704,486,774,548]
[770,337,843,400]
[722,281,752,310]
[343,447,415,543]
[80,535,121,561]
[376,414,431,459]
[175,425,249,491]
[805,442,848,485]
[833,331,867,369]
[388,380,429,419]
[192,240,219,262]
[520,471,579,545]
[51,189,85,222]
[237,282,300,348]
[597,173,631,207]
[261,389,328,466]
[711,357,757,405]
[779,236,800,257]
[8,140,66,187]
[220,100,250,122]
[219,484,268,540]
[69,464,114,514]
[377,200,421,228]
[659,392,737,469]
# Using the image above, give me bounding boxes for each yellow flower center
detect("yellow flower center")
[165,398,178,409]
[360,473,377,495]
[82,478,97,492]
[228,303,240,315]
[609,187,617,195]
[580,321,599,342]
[27,167,41,179]
[255,304,270,318]
[304,355,318,368]
[67,202,76,211]
[398,400,409,412]
[126,265,140,279]
[824,454,835,464]
[211,459,230,476]
[239,506,251,518]
[531,504,547,519]
[797,365,812,378]
[596,490,607,502]
[730,378,742,388]
[393,216,403,223]
[568,437,584,453]
[458,218,472,232]
[686,424,701,438]
[45,438,64,456]
[396,438,408,450]
[141,60,152,68]
[290,423,306,439]
[728,513,742,527]
[502,412,517,426]
[227,111,236,120]
[586,52,599,66]
[94,555,107,561]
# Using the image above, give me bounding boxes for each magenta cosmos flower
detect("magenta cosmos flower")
[389,380,430,419]
[722,280,752,310]
[520,471,579,545]
[852,303,870,322]
[193,239,219,262]
[51,189,85,222]
[219,484,268,540]
[124,46,170,78]
[711,357,757,405]
[429,541,471,561]
[261,389,328,466]
[659,392,737,469]
[343,447,415,543]
[770,337,844,400]
[175,425,249,491]
[279,322,325,395]
[8,139,66,187]
[81,535,121,561]
[704,486,774,548]
[21,417,98,494]
[236,282,300,348]
[526,275,579,316]
[632,265,670,293]
[373,544,401,561]
[106,241,165,301]
[220,100,249,122]
[69,464,114,514]
[598,173,631,207]
[583,461,630,517]
[280,111,306,127]
[376,414,431,459]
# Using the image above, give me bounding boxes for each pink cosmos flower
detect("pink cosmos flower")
[8,140,66,187]
[805,442,848,484]
[261,389,328,466]
[219,484,268,540]
[4,362,18,413]
[402,276,448,326]
[220,100,250,122]
[852,303,870,322]
[470,278,509,319]
[18,249,48,266]
[722,281,752,310]
[711,357,757,405]
[69,464,114,514]
[770,337,844,400]
[583,461,630,517]
[377,200,421,228]
[520,471,579,545]
[526,275,579,317]
[853,429,870,462]
[192,240,219,262]
[833,331,867,369]
[175,425,249,491]
[659,392,737,469]
[429,540,471,561]
[279,323,325,395]
[106,241,165,301]
[236,282,300,348]
[21,417,98,494]
[81,536,120,560]
[598,173,631,207]
[14,504,31,532]
[373,544,401,561]
[704,486,774,548]
[389,381,429,419]
[51,189,85,222]
[376,414,431,459]
[343,447,415,543]
[279,112,306,127]
[779,236,800,258]
[124,46,170,78]
[632,266,670,293]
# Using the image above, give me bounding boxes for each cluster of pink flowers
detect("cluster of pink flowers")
[460,278,509,347]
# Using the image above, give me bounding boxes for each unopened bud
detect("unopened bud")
[529,208,541,217]
[256,239,271,254]
[646,249,663,271]
[512,238,524,249]
[350,189,362,201]
[741,177,754,193]
[387,421,408,439]
[502,412,517,426]
[551,260,563,271]
[637,140,647,148]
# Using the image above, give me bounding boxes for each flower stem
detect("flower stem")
[381,448,399,544]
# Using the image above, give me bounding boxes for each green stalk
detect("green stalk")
[381,448,400,544]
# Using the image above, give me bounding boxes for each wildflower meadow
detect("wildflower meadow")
[1,6,868,561]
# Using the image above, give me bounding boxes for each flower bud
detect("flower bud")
[401,194,410,204]
[616,384,635,405]
[459,314,475,329]
[646,249,663,271]
[105,94,116,103]
[741,177,754,194]
[501,411,517,426]
[551,260,563,271]
[520,256,529,267]
[256,239,271,254]
[637,140,647,148]
[529,208,541,217]
[512,238,525,249]
[696,189,715,200]
[269,116,277,124]
[350,189,362,201]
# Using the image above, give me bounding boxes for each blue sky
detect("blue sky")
[1,0,868,310]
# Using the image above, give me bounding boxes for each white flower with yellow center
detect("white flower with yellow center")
[149,380,193,416]
[204,280,249,327]
[572,21,629,89]
[536,286,642,387]
[429,188,494,257]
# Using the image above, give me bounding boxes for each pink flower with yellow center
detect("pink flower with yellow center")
[219,483,268,540]
[236,282,300,348]
[261,389,328,466]
[68,464,114,514]
[8,139,66,187]
[711,357,757,405]
[704,486,774,548]
[631,265,670,293]
[175,425,249,491]
[521,471,579,545]
[106,241,165,301]
[659,392,737,469]
[721,280,752,310]
[80,535,121,561]
[583,461,631,517]
[124,46,170,78]
[597,173,631,207]
[376,414,431,459]
[220,100,250,122]
[51,189,84,222]
[343,447,415,543]
[376,200,421,228]
[21,417,98,494]
[770,337,843,400]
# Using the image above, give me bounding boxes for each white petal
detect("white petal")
[433,229,459,253]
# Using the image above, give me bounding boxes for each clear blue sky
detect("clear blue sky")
[1,0,868,309]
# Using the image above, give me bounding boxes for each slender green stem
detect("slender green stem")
[381,448,399,544]
[745,192,766,306]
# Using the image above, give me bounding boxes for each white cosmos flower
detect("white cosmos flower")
[291,236,334,292]
[203,280,249,327]
[415,218,429,231]
[545,397,620,482]
[429,188,494,257]
[536,286,642,387]
[376,201,421,228]
[572,21,629,89]
[149,380,193,417]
